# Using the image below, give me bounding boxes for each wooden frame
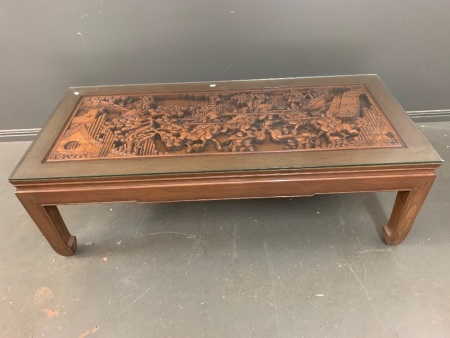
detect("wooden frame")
[9,75,443,256]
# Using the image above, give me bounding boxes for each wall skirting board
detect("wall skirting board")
[1,110,450,142]
[0,128,42,142]
[406,109,450,123]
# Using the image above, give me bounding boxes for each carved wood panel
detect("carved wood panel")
[46,86,403,161]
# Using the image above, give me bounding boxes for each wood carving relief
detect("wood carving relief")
[47,86,403,161]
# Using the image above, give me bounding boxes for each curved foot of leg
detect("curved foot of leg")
[382,224,402,245]
[16,195,78,256]
[59,235,77,256]
[383,176,435,246]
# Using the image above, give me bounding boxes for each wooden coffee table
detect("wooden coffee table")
[9,75,442,256]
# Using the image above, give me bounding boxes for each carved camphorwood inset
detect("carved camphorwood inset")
[47,86,403,161]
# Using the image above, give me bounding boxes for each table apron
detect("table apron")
[15,169,437,205]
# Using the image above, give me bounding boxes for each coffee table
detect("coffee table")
[9,75,443,256]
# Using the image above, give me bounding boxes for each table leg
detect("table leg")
[17,195,77,256]
[383,176,435,245]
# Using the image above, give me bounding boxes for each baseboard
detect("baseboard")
[1,110,450,142]
[0,128,41,142]
[406,109,450,122]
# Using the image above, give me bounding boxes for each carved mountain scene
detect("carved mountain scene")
[47,86,403,161]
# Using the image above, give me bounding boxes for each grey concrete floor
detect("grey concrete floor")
[1,122,449,338]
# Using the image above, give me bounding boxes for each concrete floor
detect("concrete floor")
[1,122,449,338]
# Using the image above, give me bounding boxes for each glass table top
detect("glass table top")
[9,75,443,182]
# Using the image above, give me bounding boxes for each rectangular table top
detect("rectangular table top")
[10,75,443,182]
